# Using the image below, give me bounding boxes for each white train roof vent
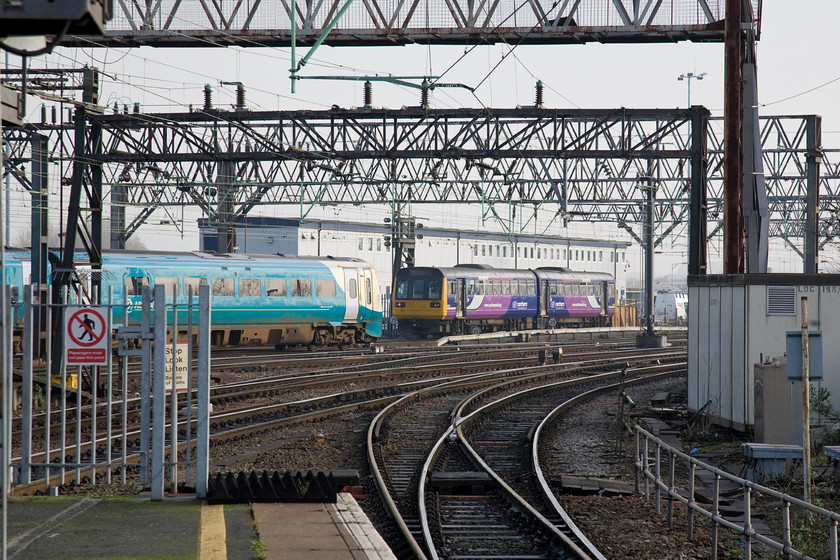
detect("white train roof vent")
[767,285,797,316]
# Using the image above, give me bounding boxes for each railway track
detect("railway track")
[367,347,685,559]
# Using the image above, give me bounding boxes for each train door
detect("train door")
[455,279,465,319]
[343,268,360,321]
[600,281,610,316]
[539,280,548,317]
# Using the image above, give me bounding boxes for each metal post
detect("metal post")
[654,443,661,515]
[643,437,649,500]
[139,286,152,485]
[744,486,752,559]
[195,284,211,499]
[59,287,67,485]
[804,116,821,273]
[689,106,709,276]
[783,500,791,560]
[634,429,640,493]
[688,462,695,539]
[152,285,167,500]
[801,297,811,502]
[44,288,52,485]
[1,285,8,560]
[724,0,744,274]
[643,178,655,336]
[667,452,675,528]
[185,288,194,486]
[21,286,33,485]
[105,288,113,484]
[711,474,720,560]
[830,518,837,560]
[170,297,179,495]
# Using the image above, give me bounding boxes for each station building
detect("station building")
[198,216,632,303]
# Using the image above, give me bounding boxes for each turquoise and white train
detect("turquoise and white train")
[4,249,383,350]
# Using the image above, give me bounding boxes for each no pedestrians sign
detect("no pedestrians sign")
[65,306,110,366]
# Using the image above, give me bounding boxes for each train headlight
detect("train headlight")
[430,302,441,308]
[394,301,405,307]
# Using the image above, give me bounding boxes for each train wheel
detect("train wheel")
[274,344,286,352]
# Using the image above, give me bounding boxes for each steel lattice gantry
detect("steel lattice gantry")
[7,104,832,275]
[66,1,761,48]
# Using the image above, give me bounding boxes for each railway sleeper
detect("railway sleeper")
[428,471,494,496]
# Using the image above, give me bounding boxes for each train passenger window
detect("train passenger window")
[240,278,261,297]
[265,279,287,297]
[448,280,457,297]
[316,279,336,297]
[466,280,475,297]
[212,278,234,297]
[429,279,441,299]
[366,278,372,304]
[348,278,357,299]
[155,277,178,298]
[292,279,312,297]
[549,281,558,296]
[492,281,501,295]
[125,276,149,296]
[503,281,511,295]
[526,281,536,296]
[184,277,207,296]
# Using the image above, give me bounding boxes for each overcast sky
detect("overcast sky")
[8,1,839,277]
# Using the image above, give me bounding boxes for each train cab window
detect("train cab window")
[155,277,178,298]
[125,276,149,296]
[395,279,410,299]
[366,278,372,304]
[240,278,261,297]
[292,279,312,297]
[184,277,207,296]
[428,279,441,300]
[266,279,287,297]
[316,279,336,297]
[212,278,234,297]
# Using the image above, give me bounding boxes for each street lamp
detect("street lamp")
[677,72,706,107]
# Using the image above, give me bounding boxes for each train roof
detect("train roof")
[396,265,613,281]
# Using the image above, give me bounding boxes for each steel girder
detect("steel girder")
[65,0,760,48]
[3,106,831,251]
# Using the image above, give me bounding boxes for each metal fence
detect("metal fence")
[634,425,840,560]
[9,284,211,500]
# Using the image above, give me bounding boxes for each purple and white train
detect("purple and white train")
[392,264,615,335]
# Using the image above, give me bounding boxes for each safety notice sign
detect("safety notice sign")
[65,306,110,366]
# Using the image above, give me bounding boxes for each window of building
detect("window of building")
[530,248,534,258]
[359,238,364,251]
[503,246,507,258]
[537,248,541,259]
[266,278,287,297]
[599,251,603,262]
[496,245,500,257]
[482,245,486,257]
[239,278,261,297]
[316,279,336,297]
[563,249,567,261]
[368,238,373,251]
[377,238,382,251]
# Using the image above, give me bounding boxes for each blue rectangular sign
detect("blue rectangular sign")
[786,331,823,381]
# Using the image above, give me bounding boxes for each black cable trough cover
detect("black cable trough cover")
[207,470,348,503]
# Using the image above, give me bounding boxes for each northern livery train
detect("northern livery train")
[392,265,614,335]
[4,249,383,350]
